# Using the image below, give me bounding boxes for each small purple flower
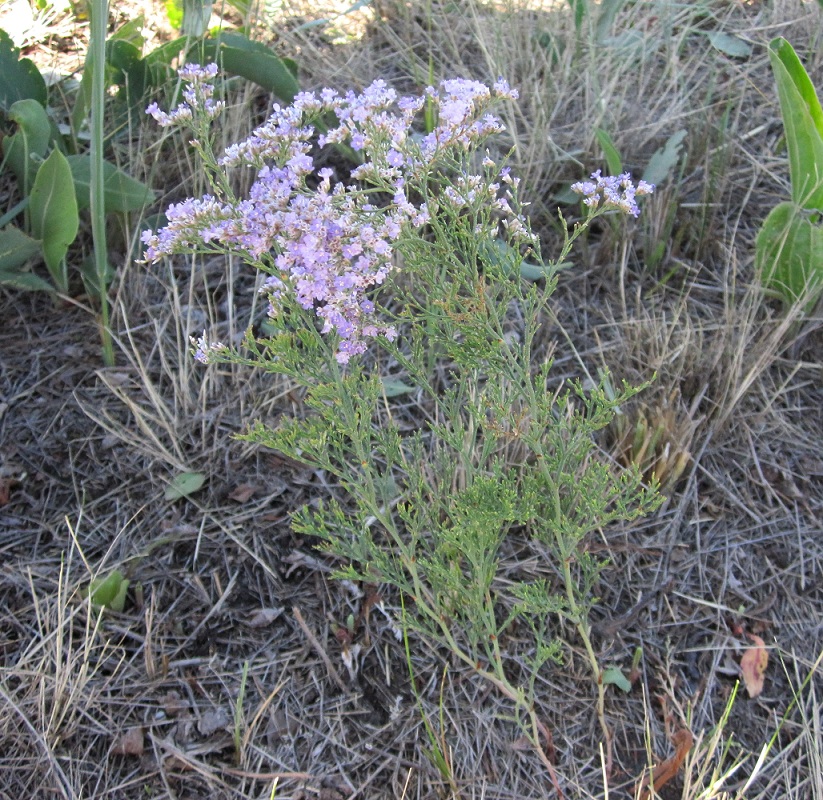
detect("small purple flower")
[191,330,227,364]
[571,170,654,218]
[145,63,223,128]
[179,62,219,83]
[146,70,528,364]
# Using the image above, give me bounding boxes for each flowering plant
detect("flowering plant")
[144,64,658,788]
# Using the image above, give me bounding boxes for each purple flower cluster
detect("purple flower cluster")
[146,63,224,127]
[191,330,227,364]
[571,170,655,217]
[143,68,526,363]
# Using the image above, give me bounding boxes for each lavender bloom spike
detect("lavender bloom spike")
[191,331,227,364]
[571,170,654,217]
[145,67,528,364]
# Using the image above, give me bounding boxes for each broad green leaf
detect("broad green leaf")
[594,127,623,175]
[481,238,554,281]
[293,0,374,31]
[109,15,146,49]
[226,0,252,15]
[144,37,188,68]
[203,35,300,103]
[595,0,627,44]
[602,666,632,693]
[556,185,581,205]
[642,129,687,187]
[0,30,47,110]
[219,46,300,103]
[566,0,587,33]
[768,38,823,210]
[140,39,186,94]
[0,268,53,291]
[756,201,823,309]
[107,39,142,78]
[706,32,753,59]
[0,226,41,270]
[282,57,298,80]
[165,471,206,500]
[380,377,417,397]
[2,99,51,195]
[181,0,214,36]
[79,253,115,297]
[519,260,562,280]
[89,570,130,612]
[105,40,151,106]
[66,155,156,212]
[29,149,78,293]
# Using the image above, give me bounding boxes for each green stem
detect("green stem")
[561,555,610,760]
[90,0,113,366]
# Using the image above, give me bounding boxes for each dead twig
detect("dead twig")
[292,606,349,693]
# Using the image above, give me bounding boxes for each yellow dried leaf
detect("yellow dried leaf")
[111,727,144,757]
[740,634,768,698]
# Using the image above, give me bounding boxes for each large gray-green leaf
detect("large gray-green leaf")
[706,32,753,59]
[0,269,54,292]
[481,238,555,281]
[602,666,632,693]
[594,127,623,176]
[165,471,206,501]
[595,0,627,44]
[2,99,51,195]
[181,0,213,36]
[642,129,687,187]
[768,38,823,210]
[380,377,417,397]
[756,201,823,309]
[66,155,155,213]
[0,30,47,110]
[202,34,300,103]
[88,570,130,612]
[0,226,41,271]
[29,149,78,293]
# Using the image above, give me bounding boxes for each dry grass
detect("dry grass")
[2,0,823,797]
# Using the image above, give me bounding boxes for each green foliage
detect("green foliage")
[594,127,622,175]
[642,129,687,187]
[0,30,47,110]
[29,149,78,293]
[240,181,660,762]
[161,77,660,774]
[768,38,823,210]
[601,666,632,693]
[66,155,156,212]
[0,22,154,303]
[165,471,206,500]
[201,32,300,102]
[88,569,130,613]
[756,202,823,306]
[705,31,752,59]
[166,0,214,36]
[2,99,51,196]
[755,38,823,310]
[0,227,48,289]
[565,0,628,42]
